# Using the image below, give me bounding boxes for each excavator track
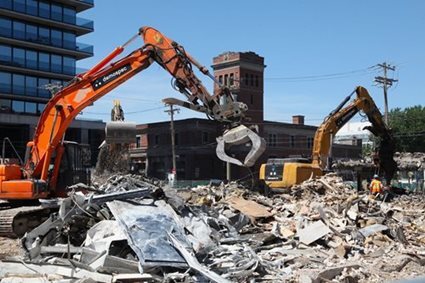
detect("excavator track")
[0,205,56,238]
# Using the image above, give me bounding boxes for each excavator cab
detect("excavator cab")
[259,158,322,188]
[55,142,91,193]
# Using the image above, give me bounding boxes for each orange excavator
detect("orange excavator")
[0,26,265,236]
[259,86,397,188]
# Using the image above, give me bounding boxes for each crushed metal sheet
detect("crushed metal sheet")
[168,233,232,283]
[107,200,190,268]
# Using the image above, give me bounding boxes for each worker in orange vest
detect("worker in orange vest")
[369,174,383,194]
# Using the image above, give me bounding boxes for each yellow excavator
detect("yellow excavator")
[259,86,397,188]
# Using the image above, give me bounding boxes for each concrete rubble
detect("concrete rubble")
[333,152,425,171]
[0,173,424,282]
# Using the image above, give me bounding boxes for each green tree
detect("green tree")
[389,105,425,152]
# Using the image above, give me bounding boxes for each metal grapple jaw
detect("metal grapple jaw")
[216,125,266,167]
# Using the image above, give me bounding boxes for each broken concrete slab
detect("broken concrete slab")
[297,220,332,245]
[226,196,273,219]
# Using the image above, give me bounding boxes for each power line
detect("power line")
[83,106,165,115]
[264,66,377,82]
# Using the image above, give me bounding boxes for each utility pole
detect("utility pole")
[164,104,180,184]
[374,62,398,125]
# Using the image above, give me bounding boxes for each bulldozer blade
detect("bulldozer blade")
[105,121,137,144]
[216,125,266,167]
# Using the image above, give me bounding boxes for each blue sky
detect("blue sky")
[77,1,425,126]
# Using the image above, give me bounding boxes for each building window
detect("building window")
[218,75,223,85]
[202,132,209,144]
[0,18,12,37]
[63,7,76,25]
[39,52,50,71]
[290,135,295,148]
[154,135,159,145]
[63,32,76,49]
[26,24,38,42]
[25,76,37,96]
[224,74,228,86]
[37,103,46,114]
[51,29,62,47]
[255,75,259,87]
[12,100,25,113]
[13,0,26,13]
[245,73,249,86]
[12,48,25,67]
[38,1,49,18]
[38,27,50,44]
[25,102,37,114]
[51,4,63,22]
[0,0,12,9]
[26,0,38,16]
[26,50,38,69]
[174,133,179,146]
[13,21,25,40]
[63,56,75,75]
[0,45,12,63]
[0,72,12,93]
[136,136,141,148]
[268,134,277,147]
[51,54,62,73]
[12,74,25,95]
[229,73,234,86]
[250,94,254,105]
[307,137,314,149]
[37,78,50,98]
[0,99,12,113]
[250,74,254,86]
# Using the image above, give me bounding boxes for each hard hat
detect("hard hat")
[373,174,379,178]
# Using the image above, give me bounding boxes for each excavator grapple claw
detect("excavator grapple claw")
[216,125,266,167]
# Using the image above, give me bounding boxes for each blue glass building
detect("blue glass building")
[0,0,104,162]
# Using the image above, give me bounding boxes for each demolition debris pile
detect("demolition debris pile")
[333,152,425,171]
[394,152,425,170]
[0,174,424,282]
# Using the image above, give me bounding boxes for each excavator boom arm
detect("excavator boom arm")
[26,27,263,186]
[311,86,397,181]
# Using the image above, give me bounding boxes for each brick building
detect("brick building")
[130,119,225,180]
[130,52,361,180]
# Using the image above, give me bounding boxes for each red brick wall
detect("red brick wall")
[212,52,265,126]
